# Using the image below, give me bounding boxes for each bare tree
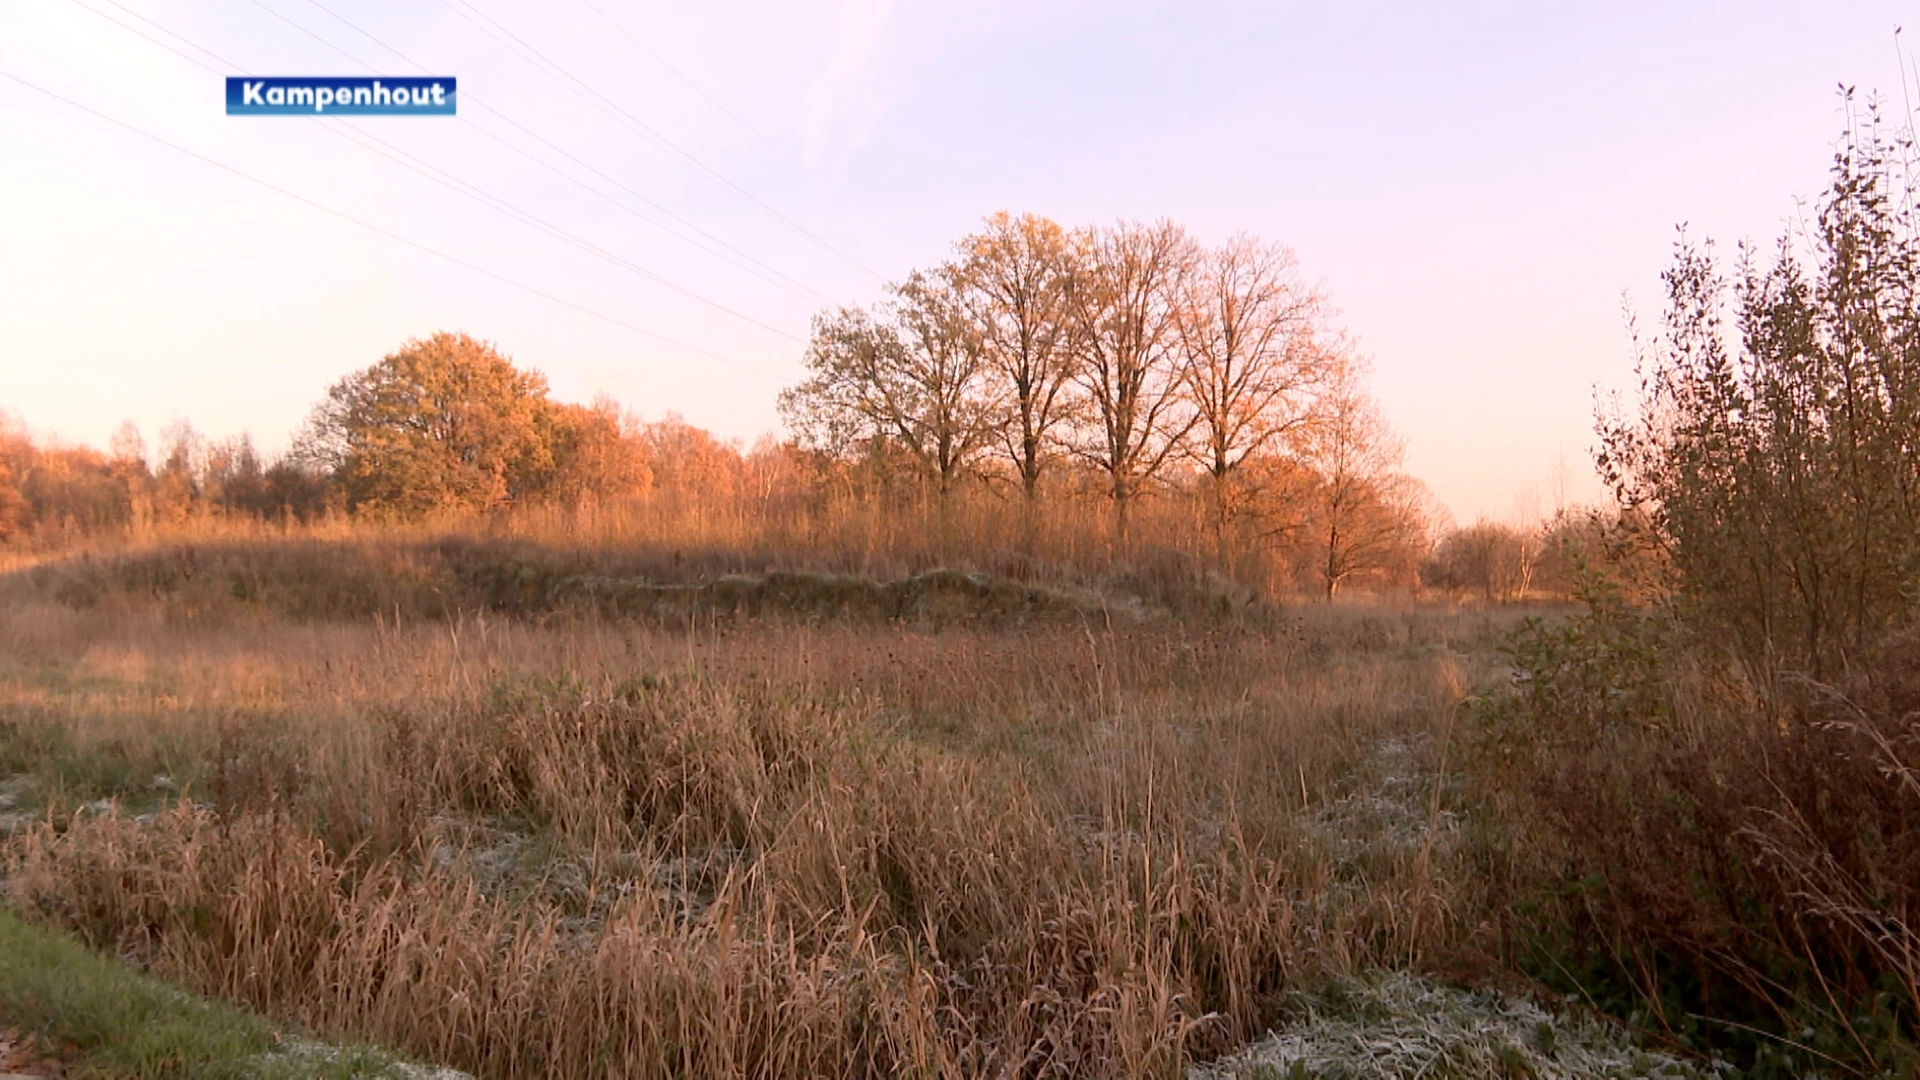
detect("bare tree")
[891,270,1003,496]
[1296,360,1420,598]
[1176,234,1328,566]
[1065,220,1198,546]
[779,271,1000,499]
[953,212,1081,515]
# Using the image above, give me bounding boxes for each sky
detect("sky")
[2,0,1916,523]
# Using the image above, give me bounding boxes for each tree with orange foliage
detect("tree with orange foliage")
[298,332,557,517]
[541,397,653,507]
[780,272,999,500]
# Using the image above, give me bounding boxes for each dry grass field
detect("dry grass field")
[3,534,1910,1078]
[0,533,1613,1079]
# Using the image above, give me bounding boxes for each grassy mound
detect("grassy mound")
[6,536,1141,626]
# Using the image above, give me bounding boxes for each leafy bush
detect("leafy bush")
[1474,98,1920,1076]
[1479,572,1674,751]
[1598,98,1920,677]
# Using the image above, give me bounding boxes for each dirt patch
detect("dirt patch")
[0,1026,65,1078]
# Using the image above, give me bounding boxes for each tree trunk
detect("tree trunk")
[1020,472,1041,554]
[1211,467,1232,578]
[1324,521,1340,601]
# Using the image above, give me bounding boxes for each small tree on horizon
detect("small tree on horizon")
[1296,359,1421,598]
[778,276,1001,504]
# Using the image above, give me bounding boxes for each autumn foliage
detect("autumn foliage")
[0,218,1486,600]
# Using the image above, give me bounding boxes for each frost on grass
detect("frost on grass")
[0,776,29,838]
[1193,972,1723,1080]
[246,1035,475,1080]
[1313,736,1458,861]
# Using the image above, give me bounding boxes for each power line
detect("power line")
[444,0,887,282]
[321,122,805,342]
[79,0,806,342]
[89,0,230,69]
[456,107,832,304]
[284,0,835,304]
[243,0,369,72]
[0,67,781,379]
[295,0,418,70]
[77,0,230,77]
[571,0,785,156]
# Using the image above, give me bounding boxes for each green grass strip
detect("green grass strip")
[0,908,442,1079]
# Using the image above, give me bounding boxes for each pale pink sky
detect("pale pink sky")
[2,0,1914,521]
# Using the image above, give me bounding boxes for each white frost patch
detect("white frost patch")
[1312,737,1459,868]
[1193,972,1724,1080]
[0,776,36,839]
[247,1035,475,1080]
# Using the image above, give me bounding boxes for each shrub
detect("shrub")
[1476,94,1920,1076]
[1475,587,1919,1076]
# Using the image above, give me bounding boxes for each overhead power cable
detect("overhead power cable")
[571,0,786,155]
[0,66,781,378]
[293,0,832,303]
[444,0,887,282]
[76,0,806,342]
[273,0,834,304]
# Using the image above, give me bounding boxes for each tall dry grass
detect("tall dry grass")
[0,563,1510,1079]
[0,466,1426,605]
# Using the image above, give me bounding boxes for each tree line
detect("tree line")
[1,215,1583,601]
[779,213,1448,595]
